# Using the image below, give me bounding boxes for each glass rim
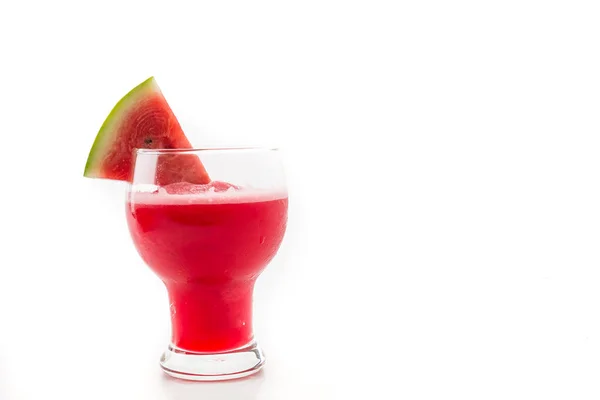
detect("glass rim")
[135,146,279,155]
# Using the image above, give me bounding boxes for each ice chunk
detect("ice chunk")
[162,181,241,195]
[211,181,240,192]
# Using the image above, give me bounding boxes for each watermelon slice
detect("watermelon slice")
[84,77,210,185]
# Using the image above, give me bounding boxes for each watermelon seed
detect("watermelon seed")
[144,138,153,145]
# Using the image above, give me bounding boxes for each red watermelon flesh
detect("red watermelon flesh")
[84,77,210,185]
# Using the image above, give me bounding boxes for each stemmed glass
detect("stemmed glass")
[125,148,288,381]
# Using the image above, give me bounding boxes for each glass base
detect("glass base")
[159,341,265,381]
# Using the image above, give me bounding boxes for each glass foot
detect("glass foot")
[159,342,265,381]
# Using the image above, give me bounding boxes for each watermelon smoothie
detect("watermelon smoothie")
[83,77,288,380]
[126,183,288,353]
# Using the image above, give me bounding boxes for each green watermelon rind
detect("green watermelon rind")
[83,76,160,178]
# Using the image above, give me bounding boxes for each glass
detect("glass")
[125,148,288,381]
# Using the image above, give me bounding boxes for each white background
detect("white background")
[1,0,600,399]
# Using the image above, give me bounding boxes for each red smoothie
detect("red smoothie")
[126,182,288,353]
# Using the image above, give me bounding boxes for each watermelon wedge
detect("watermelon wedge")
[84,77,210,185]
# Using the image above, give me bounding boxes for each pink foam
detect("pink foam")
[129,181,287,205]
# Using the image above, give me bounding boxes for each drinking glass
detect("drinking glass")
[125,148,288,381]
